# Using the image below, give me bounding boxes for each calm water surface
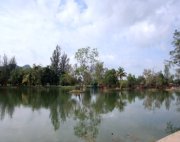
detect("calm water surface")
[0,88,180,142]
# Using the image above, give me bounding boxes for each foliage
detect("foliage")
[155,71,165,88]
[83,71,92,85]
[103,69,118,87]
[60,73,77,86]
[168,30,180,83]
[143,69,156,88]
[50,45,61,76]
[75,47,98,69]
[50,45,71,85]
[74,47,99,86]
[164,64,172,85]
[41,66,57,86]
[59,53,70,74]
[9,68,23,85]
[136,75,145,85]
[0,33,180,88]
[0,55,17,86]
[170,30,180,67]
[117,67,126,80]
[116,67,126,89]
[127,74,137,88]
[94,62,104,85]
[31,64,43,85]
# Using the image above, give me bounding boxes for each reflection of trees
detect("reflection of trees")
[72,92,101,142]
[0,88,180,135]
[74,116,100,142]
[0,89,21,120]
[175,92,180,112]
[92,91,127,114]
[142,91,175,110]
[73,106,101,142]
[165,121,180,134]
[0,88,74,130]
[116,92,127,111]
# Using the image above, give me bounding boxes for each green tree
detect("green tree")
[116,67,126,89]
[155,71,165,88]
[75,47,99,87]
[41,66,57,86]
[31,64,42,85]
[94,62,104,86]
[9,68,23,86]
[136,75,145,86]
[103,69,118,87]
[0,55,17,86]
[127,74,137,89]
[75,47,98,70]
[9,56,17,71]
[22,68,32,86]
[60,73,77,86]
[21,65,43,86]
[169,30,180,83]
[143,69,156,88]
[83,71,92,85]
[0,54,9,85]
[59,53,70,75]
[50,45,61,84]
[163,64,174,85]
[170,30,180,67]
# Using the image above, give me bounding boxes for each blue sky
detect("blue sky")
[0,0,180,75]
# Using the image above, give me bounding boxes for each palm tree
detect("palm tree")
[117,67,126,90]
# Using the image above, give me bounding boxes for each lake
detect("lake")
[0,88,179,142]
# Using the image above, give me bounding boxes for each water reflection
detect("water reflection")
[142,91,175,110]
[165,121,180,134]
[73,102,101,142]
[0,88,180,141]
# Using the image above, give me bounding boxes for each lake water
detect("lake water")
[0,88,179,142]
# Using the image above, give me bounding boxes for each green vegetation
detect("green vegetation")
[103,69,118,87]
[169,30,180,84]
[0,31,180,90]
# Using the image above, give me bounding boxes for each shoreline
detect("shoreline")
[0,85,179,93]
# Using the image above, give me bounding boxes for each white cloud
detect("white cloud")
[0,0,179,74]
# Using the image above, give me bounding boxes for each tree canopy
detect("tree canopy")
[0,30,180,88]
[170,30,180,67]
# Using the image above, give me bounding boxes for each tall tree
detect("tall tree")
[155,71,165,88]
[0,54,9,85]
[50,45,61,85]
[75,47,99,86]
[164,64,170,80]
[170,30,180,67]
[94,62,104,85]
[164,64,173,85]
[117,67,126,80]
[116,67,126,89]
[3,54,8,67]
[143,69,156,88]
[59,53,70,74]
[9,56,17,71]
[50,45,61,76]
[169,30,180,81]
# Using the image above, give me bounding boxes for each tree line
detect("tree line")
[0,30,179,89]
